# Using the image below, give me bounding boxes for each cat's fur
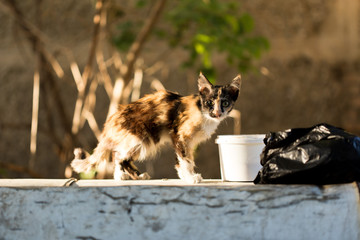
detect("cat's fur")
[71,73,241,183]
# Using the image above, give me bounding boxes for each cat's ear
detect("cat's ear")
[231,74,242,90]
[198,72,213,95]
[228,74,242,101]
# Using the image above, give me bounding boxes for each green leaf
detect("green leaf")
[195,34,214,44]
[194,43,206,54]
[111,0,270,81]
[200,67,216,84]
[239,13,254,33]
[225,15,239,32]
[112,21,137,52]
[136,0,147,8]
[202,51,212,68]
[79,170,97,179]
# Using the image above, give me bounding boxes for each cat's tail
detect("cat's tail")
[71,143,110,173]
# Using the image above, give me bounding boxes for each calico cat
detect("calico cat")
[71,73,241,183]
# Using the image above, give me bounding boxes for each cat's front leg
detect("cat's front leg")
[172,137,203,183]
[175,155,203,184]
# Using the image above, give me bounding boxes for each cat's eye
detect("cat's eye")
[222,100,230,108]
[206,100,214,107]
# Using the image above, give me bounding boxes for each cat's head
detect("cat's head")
[198,72,241,121]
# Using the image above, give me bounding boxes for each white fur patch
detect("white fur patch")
[175,156,203,184]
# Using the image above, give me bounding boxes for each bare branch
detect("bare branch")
[96,51,114,98]
[229,110,241,134]
[29,64,40,170]
[72,0,107,135]
[70,61,85,92]
[151,78,166,91]
[131,66,144,102]
[82,0,106,86]
[0,122,31,130]
[0,0,64,78]
[121,0,167,85]
[1,0,80,171]
[107,77,124,118]
[145,61,165,76]
[79,77,100,134]
[0,161,43,178]
[84,110,102,139]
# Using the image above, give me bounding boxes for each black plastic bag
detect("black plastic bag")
[254,123,360,184]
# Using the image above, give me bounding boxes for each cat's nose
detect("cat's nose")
[214,112,222,118]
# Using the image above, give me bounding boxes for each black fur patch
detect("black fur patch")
[165,91,181,102]
[174,140,187,159]
[195,98,202,110]
[167,100,181,126]
[120,159,140,179]
[121,100,163,144]
[223,85,239,102]
[170,103,186,135]
[166,92,186,136]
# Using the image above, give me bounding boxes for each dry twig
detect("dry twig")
[0,162,43,178]
[72,0,107,135]
[0,0,64,78]
[121,0,167,85]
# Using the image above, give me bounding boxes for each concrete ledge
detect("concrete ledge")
[0,179,359,240]
[0,178,248,187]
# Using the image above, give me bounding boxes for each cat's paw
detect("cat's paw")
[139,172,151,180]
[120,173,132,180]
[114,171,131,181]
[183,173,203,184]
[192,173,203,183]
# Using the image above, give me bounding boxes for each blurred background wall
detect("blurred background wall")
[0,0,359,179]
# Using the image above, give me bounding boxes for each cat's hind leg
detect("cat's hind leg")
[113,157,131,180]
[113,151,150,180]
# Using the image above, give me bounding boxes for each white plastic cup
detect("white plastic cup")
[215,134,265,181]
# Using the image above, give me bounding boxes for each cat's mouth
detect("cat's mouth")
[210,113,223,119]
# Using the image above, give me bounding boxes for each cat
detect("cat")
[71,72,241,183]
